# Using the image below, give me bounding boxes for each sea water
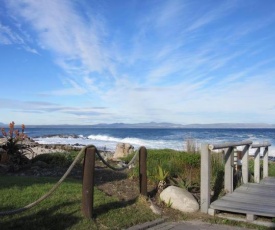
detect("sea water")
[24,128,275,156]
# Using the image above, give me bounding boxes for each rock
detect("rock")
[160,186,199,213]
[0,138,6,145]
[113,143,134,159]
[148,199,162,215]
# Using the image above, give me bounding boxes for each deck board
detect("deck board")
[210,177,275,218]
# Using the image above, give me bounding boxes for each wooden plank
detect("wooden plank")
[238,183,275,192]
[261,177,275,185]
[235,185,275,195]
[211,199,275,214]
[235,186,275,197]
[210,199,275,217]
[227,192,275,203]
[210,178,275,218]
[219,194,275,206]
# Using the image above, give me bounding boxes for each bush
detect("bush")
[1,121,33,166]
[32,151,81,167]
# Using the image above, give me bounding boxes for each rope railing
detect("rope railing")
[0,144,147,218]
[0,144,95,216]
[96,149,139,171]
[82,145,148,218]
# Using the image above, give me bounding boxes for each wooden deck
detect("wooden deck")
[210,177,275,219]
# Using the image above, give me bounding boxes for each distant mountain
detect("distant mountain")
[89,122,275,129]
[90,122,184,128]
[183,123,275,129]
[21,122,275,129]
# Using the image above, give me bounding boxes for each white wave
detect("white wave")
[87,134,121,142]
[33,134,275,156]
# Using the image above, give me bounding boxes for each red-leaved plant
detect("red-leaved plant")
[1,121,30,165]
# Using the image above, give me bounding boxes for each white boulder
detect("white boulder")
[160,186,199,213]
[113,143,134,159]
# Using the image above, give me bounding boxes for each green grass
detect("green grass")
[248,159,275,178]
[269,162,275,176]
[125,149,201,187]
[1,149,274,230]
[0,175,157,230]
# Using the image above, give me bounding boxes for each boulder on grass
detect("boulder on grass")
[160,185,199,213]
[113,143,134,159]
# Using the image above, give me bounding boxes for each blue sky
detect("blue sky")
[0,0,275,125]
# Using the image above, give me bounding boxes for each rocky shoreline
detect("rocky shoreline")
[0,137,114,159]
[0,137,117,177]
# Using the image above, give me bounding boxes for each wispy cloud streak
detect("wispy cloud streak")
[1,0,275,124]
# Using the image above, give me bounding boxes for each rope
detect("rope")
[0,144,95,216]
[96,149,139,171]
[0,144,140,216]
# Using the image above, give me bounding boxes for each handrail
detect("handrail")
[209,140,252,150]
[200,140,271,215]
[251,142,270,183]
[251,142,271,148]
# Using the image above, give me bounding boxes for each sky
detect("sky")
[0,0,275,125]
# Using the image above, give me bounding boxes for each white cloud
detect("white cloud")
[0,22,23,44]
[2,0,275,124]
[0,20,39,54]
[187,0,237,31]
[6,0,112,77]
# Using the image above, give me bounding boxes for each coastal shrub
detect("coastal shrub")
[1,121,33,166]
[124,149,201,188]
[185,138,199,153]
[32,151,82,167]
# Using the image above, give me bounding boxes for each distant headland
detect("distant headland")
[1,121,275,129]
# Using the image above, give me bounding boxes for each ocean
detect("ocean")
[24,127,275,156]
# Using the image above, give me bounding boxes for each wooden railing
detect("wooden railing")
[200,140,271,214]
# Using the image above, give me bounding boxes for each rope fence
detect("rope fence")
[0,144,147,218]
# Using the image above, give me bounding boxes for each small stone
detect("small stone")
[148,199,162,215]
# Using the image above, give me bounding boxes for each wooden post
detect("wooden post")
[224,147,234,193]
[263,147,269,178]
[200,143,211,213]
[139,146,147,196]
[82,147,96,218]
[254,147,260,183]
[242,144,250,184]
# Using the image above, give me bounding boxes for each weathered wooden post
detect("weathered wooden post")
[139,146,147,196]
[241,144,250,184]
[82,147,96,218]
[263,146,269,178]
[252,142,270,182]
[224,147,234,193]
[254,147,261,183]
[200,143,211,213]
